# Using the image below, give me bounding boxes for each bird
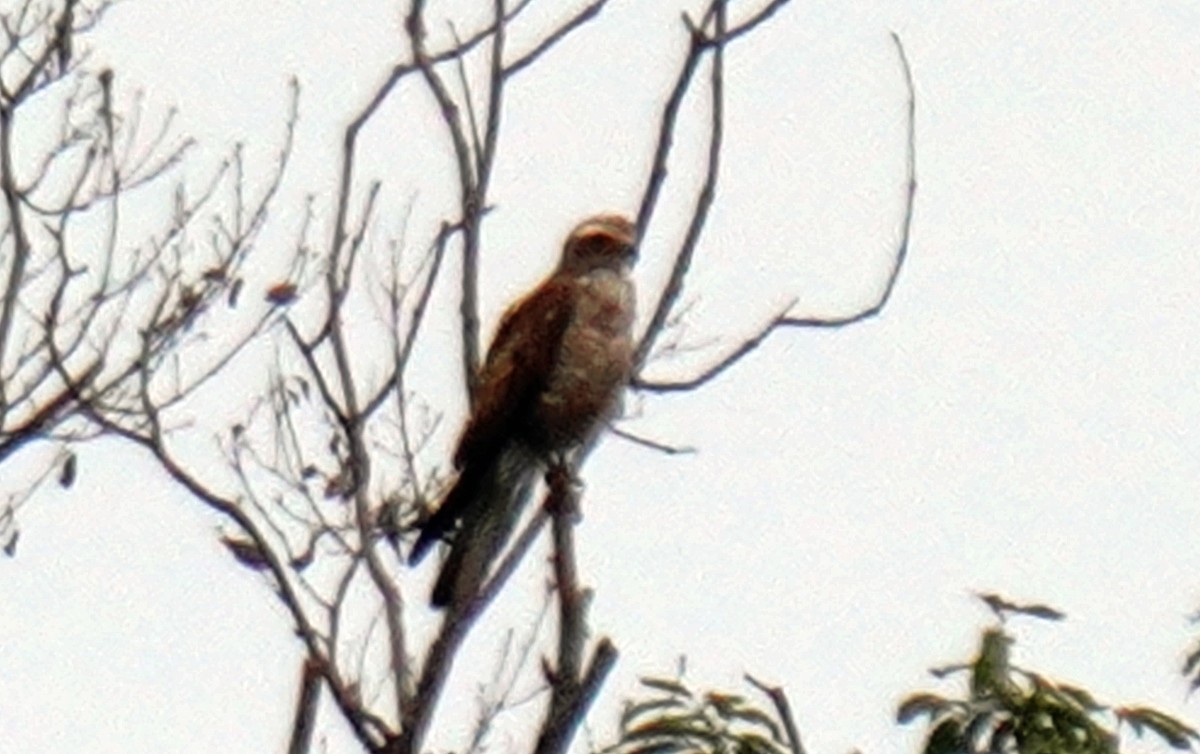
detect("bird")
[409,213,638,609]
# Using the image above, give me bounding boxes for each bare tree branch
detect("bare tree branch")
[633,1,729,371]
[88,404,393,747]
[407,0,484,401]
[632,12,711,261]
[711,0,790,44]
[393,501,552,754]
[288,658,323,754]
[0,97,33,421]
[745,674,807,754]
[504,0,609,78]
[608,425,696,455]
[3,3,891,752]
[633,30,916,393]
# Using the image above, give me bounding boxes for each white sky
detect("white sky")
[4,1,1200,752]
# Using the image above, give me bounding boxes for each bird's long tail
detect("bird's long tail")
[409,462,486,567]
[413,445,539,609]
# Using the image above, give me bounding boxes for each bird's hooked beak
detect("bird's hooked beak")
[609,220,638,264]
[614,235,638,268]
[622,235,639,266]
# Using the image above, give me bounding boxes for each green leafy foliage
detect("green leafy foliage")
[1117,708,1200,751]
[900,594,1198,754]
[604,675,791,754]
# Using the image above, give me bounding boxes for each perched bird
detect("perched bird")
[410,214,638,609]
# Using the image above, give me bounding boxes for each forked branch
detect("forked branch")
[633,31,916,393]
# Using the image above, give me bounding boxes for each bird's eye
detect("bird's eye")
[573,234,615,257]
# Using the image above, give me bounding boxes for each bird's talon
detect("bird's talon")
[545,463,573,495]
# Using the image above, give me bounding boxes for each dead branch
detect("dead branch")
[288,657,323,754]
[532,464,620,754]
[504,1,608,78]
[633,0,729,372]
[608,425,696,455]
[746,673,808,754]
[0,8,299,554]
[633,31,916,393]
[392,501,551,754]
[466,594,554,754]
[89,402,393,747]
[3,1,883,751]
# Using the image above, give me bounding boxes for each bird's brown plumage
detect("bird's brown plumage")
[410,214,637,608]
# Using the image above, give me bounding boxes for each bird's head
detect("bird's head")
[559,213,637,274]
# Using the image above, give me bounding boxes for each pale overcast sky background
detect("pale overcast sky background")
[4,1,1200,753]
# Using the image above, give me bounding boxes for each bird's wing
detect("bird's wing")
[408,275,575,567]
[453,274,577,469]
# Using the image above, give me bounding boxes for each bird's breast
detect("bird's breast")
[530,271,634,450]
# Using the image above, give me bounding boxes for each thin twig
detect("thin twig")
[718,0,790,44]
[504,0,609,78]
[394,505,551,754]
[361,218,460,421]
[632,15,709,270]
[745,674,807,754]
[479,0,506,190]
[83,405,392,747]
[634,31,917,393]
[631,2,745,368]
[408,0,484,400]
[0,100,32,422]
[633,1,727,372]
[608,425,695,455]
